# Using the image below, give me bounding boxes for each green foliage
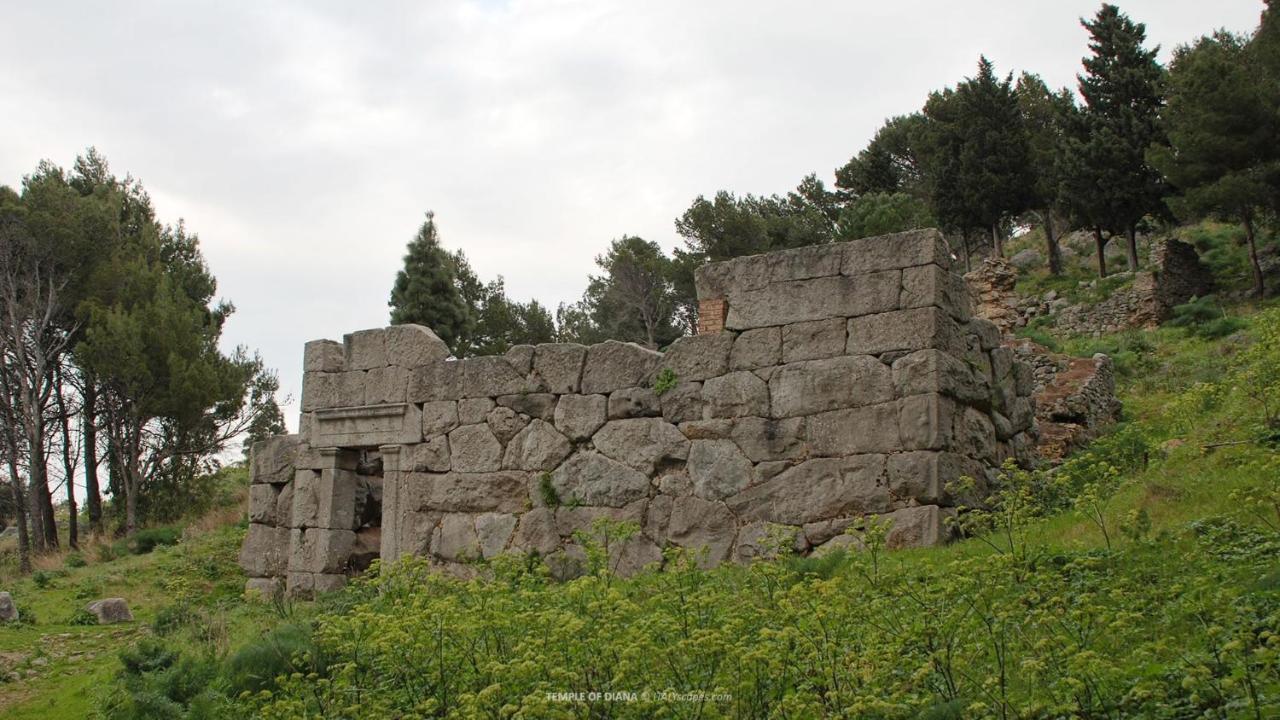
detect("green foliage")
[387,211,471,350]
[559,236,683,348]
[537,472,561,508]
[450,250,555,356]
[1168,295,1246,339]
[651,367,678,396]
[66,608,98,626]
[222,623,318,696]
[128,527,182,555]
[64,552,87,568]
[1061,330,1154,378]
[835,191,933,240]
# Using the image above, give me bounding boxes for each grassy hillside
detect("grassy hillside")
[2,301,1277,718]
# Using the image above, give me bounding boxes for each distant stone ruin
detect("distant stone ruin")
[240,230,1038,597]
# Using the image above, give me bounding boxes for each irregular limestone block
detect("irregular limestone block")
[730,416,806,462]
[554,501,648,537]
[311,403,423,448]
[0,592,16,623]
[593,418,690,474]
[901,264,972,321]
[967,318,1002,351]
[687,439,753,500]
[702,371,769,418]
[657,333,732,382]
[678,419,733,440]
[730,327,781,370]
[251,435,301,485]
[898,393,956,451]
[461,355,529,398]
[580,341,662,394]
[475,512,518,558]
[892,349,990,407]
[505,344,535,374]
[781,318,846,363]
[724,272,900,330]
[433,513,481,561]
[384,324,451,368]
[610,534,664,576]
[86,598,133,624]
[726,454,891,526]
[502,420,572,471]
[553,393,607,441]
[304,339,345,373]
[733,521,808,562]
[244,577,284,600]
[248,483,283,525]
[289,527,356,574]
[344,328,388,370]
[664,496,736,568]
[291,467,358,530]
[887,451,986,505]
[365,365,410,405]
[407,360,462,403]
[497,393,557,420]
[312,574,348,594]
[408,435,450,472]
[806,402,900,456]
[239,523,289,577]
[285,572,315,599]
[847,307,966,356]
[841,228,952,275]
[550,452,649,507]
[883,505,955,548]
[458,397,496,425]
[768,355,892,418]
[512,507,560,555]
[951,405,997,461]
[405,471,529,514]
[422,400,460,437]
[487,406,529,444]
[448,424,503,473]
[659,382,704,424]
[608,387,660,419]
[531,343,587,394]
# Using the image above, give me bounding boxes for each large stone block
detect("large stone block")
[847,307,965,356]
[663,496,736,568]
[897,393,956,451]
[892,349,990,407]
[461,355,529,398]
[730,416,806,462]
[433,513,481,561]
[531,343,587,393]
[886,451,985,505]
[703,371,769,418]
[365,365,410,405]
[505,344,535,373]
[344,328,388,370]
[900,264,972,320]
[303,339,344,373]
[733,521,807,562]
[248,483,283,524]
[422,400,459,437]
[291,467,358,530]
[458,397,496,425]
[687,439,754,500]
[730,327,781,370]
[768,355,892,418]
[384,324,451,368]
[239,523,289,577]
[726,455,890,525]
[407,435,451,472]
[580,341,662,394]
[289,527,356,574]
[806,403,900,456]
[407,360,463,403]
[511,507,560,555]
[251,435,301,485]
[593,418,690,473]
[474,512,517,558]
[553,393,607,441]
[311,403,423,447]
[841,229,952,275]
[487,406,529,444]
[658,333,733,382]
[448,424,503,473]
[781,318,846,363]
[659,382,704,424]
[405,471,530,514]
[502,419,572,471]
[550,452,650,507]
[553,501,648,537]
[883,505,955,548]
[724,272,900,330]
[496,393,557,421]
[608,387,660,419]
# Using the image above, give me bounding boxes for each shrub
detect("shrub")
[152,603,197,637]
[652,367,678,396]
[1168,295,1246,339]
[128,526,182,555]
[222,623,318,696]
[64,552,87,568]
[67,608,99,626]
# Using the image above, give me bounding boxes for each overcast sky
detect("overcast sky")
[0,0,1264,432]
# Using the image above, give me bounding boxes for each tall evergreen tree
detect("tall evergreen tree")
[388,212,471,352]
[1017,73,1077,276]
[1061,3,1166,276]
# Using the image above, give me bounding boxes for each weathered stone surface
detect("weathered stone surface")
[251,435,301,485]
[405,471,529,514]
[384,324,452,367]
[458,397,496,425]
[727,455,890,525]
[659,382,704,424]
[240,524,290,577]
[344,328,388,370]
[811,533,863,557]
[725,272,900,330]
[422,400,459,437]
[503,420,572,471]
[448,424,503,473]
[687,439,754,500]
[312,574,348,594]
[407,360,462,403]
[289,527,356,574]
[290,468,358,530]
[553,394,607,441]
[248,483,283,524]
[802,517,857,547]
[86,598,133,624]
[303,339,344,373]
[658,334,733,382]
[474,512,518,558]
[504,344,535,374]
[593,418,690,473]
[898,393,955,451]
[531,343,587,394]
[887,451,986,505]
[487,406,529,444]
[892,349,990,406]
[703,371,769,418]
[610,535,664,576]
[731,327,781,370]
[665,496,736,567]
[768,355,892,418]
[0,592,18,622]
[550,452,650,507]
[580,341,662,394]
[730,416,806,462]
[554,500,647,537]
[842,228,952,274]
[365,365,410,405]
[967,318,1002,351]
[244,577,284,600]
[806,403,900,456]
[511,508,560,555]
[678,419,733,440]
[901,264,972,320]
[883,505,955,548]
[461,356,529,398]
[311,403,422,448]
[608,387,660,419]
[733,521,806,562]
[497,393,557,420]
[433,513,480,561]
[847,307,965,355]
[407,435,450,472]
[781,318,846,362]
[951,406,997,460]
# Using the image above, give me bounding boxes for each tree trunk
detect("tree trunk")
[1244,215,1265,298]
[961,230,973,273]
[1045,212,1063,277]
[122,420,142,535]
[991,223,1004,258]
[55,384,78,549]
[1125,225,1139,272]
[3,436,31,573]
[1093,227,1108,279]
[83,379,102,531]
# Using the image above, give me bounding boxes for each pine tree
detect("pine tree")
[1017,73,1076,276]
[388,212,470,352]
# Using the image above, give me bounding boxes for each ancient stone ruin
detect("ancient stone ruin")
[240,229,1038,597]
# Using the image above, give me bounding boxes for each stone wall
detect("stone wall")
[240,229,1037,597]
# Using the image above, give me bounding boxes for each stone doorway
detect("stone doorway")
[348,448,384,574]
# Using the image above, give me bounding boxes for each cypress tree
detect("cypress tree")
[388,212,471,352]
